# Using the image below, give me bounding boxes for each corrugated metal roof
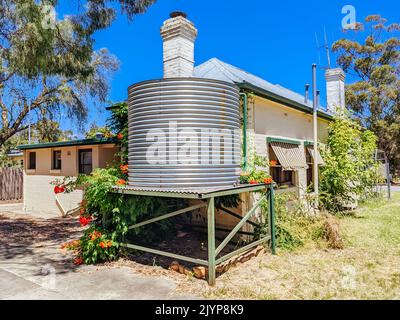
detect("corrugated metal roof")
[18,137,117,150]
[113,183,270,199]
[306,145,325,166]
[194,58,332,118]
[270,141,308,170]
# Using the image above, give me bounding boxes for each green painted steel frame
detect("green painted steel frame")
[116,184,276,286]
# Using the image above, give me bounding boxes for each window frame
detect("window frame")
[28,152,36,170]
[52,150,62,170]
[78,149,93,175]
[268,144,295,187]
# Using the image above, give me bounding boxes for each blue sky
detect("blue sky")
[59,0,399,135]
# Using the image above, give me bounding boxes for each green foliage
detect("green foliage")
[320,113,379,212]
[332,15,400,173]
[0,0,156,146]
[107,102,128,162]
[77,168,120,219]
[258,192,325,251]
[80,226,119,264]
[240,155,272,184]
[59,167,180,264]
[85,124,113,139]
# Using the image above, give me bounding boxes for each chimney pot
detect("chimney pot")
[170,11,187,19]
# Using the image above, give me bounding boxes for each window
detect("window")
[268,145,295,187]
[52,150,62,170]
[79,149,92,175]
[28,152,36,170]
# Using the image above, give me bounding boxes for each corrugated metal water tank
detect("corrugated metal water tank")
[128,78,241,189]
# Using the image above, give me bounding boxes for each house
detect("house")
[18,137,118,216]
[17,12,347,218]
[159,12,345,199]
[193,58,344,197]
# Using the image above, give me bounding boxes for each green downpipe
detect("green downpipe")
[240,92,248,170]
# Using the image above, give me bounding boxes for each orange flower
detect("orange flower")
[270,160,278,167]
[116,179,126,186]
[263,177,273,184]
[74,256,84,265]
[117,133,124,140]
[120,164,128,174]
[107,241,113,248]
[249,179,258,185]
[99,242,106,249]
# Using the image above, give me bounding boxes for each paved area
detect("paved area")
[0,208,197,300]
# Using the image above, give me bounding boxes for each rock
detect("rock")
[183,267,193,276]
[193,266,207,279]
[216,265,224,274]
[178,264,185,274]
[169,261,179,272]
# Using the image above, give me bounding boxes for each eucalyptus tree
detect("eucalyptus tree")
[0,0,155,146]
[332,15,400,172]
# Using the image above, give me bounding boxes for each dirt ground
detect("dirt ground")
[1,194,399,300]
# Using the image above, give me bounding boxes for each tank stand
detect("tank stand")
[114,183,276,286]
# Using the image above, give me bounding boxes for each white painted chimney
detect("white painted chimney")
[325,68,346,113]
[160,11,198,78]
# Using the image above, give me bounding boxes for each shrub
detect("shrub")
[320,113,380,212]
[258,192,326,251]
[80,226,119,264]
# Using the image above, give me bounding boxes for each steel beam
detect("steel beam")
[207,197,216,286]
[215,194,266,256]
[215,236,270,265]
[128,203,206,230]
[124,243,208,266]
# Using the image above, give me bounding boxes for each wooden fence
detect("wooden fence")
[0,168,23,201]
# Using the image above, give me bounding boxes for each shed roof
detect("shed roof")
[194,58,333,120]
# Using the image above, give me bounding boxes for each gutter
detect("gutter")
[237,81,333,121]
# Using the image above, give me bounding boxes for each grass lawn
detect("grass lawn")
[173,193,400,299]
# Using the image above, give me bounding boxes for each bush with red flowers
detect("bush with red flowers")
[239,155,273,185]
[80,225,118,264]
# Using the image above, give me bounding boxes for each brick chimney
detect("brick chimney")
[325,68,346,113]
[160,12,198,78]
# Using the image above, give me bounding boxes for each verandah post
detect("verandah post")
[207,196,216,285]
[268,184,276,255]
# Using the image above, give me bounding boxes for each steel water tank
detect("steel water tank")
[128,78,241,189]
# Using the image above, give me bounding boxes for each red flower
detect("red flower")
[117,133,124,140]
[74,256,84,265]
[99,242,106,249]
[263,177,273,184]
[79,216,91,226]
[116,179,126,186]
[249,179,258,185]
[120,164,128,174]
[54,185,63,194]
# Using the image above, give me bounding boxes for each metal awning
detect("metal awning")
[306,145,325,166]
[270,142,308,170]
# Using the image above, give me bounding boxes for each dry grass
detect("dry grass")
[110,193,400,300]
